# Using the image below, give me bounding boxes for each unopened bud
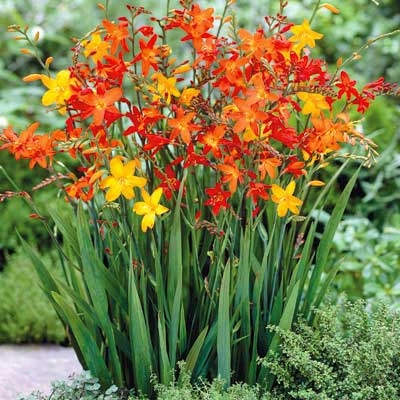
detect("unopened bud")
[308,180,325,187]
[320,3,340,14]
[20,48,32,55]
[28,26,45,42]
[23,73,43,82]
[45,57,54,67]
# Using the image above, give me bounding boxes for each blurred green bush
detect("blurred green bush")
[0,248,66,343]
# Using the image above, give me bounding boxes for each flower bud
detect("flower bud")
[320,3,340,14]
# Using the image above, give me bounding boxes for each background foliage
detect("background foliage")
[0,248,65,343]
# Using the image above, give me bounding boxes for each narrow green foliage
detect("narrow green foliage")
[217,262,231,387]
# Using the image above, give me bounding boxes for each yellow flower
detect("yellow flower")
[82,32,110,63]
[271,181,303,217]
[289,19,323,54]
[40,70,75,114]
[133,188,169,232]
[149,72,180,104]
[100,157,147,202]
[179,87,200,106]
[297,92,330,117]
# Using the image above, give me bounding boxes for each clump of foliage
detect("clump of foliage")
[19,300,400,399]
[0,248,66,343]
[19,368,262,400]
[263,300,400,399]
[331,216,400,305]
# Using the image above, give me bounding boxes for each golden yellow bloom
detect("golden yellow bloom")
[297,92,330,117]
[100,157,147,202]
[83,32,110,63]
[133,188,169,232]
[289,19,323,54]
[149,72,180,104]
[271,181,303,217]
[179,87,200,106]
[40,70,75,114]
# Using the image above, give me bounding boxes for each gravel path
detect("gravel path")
[0,344,82,400]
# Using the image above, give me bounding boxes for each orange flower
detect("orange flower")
[0,123,57,168]
[79,85,123,126]
[102,17,130,54]
[133,34,160,77]
[217,156,243,194]
[177,4,214,51]
[168,108,197,144]
[258,157,282,180]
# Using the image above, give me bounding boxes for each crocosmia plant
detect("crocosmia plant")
[2,0,399,395]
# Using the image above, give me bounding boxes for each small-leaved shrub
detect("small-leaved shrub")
[264,299,400,400]
[0,248,66,343]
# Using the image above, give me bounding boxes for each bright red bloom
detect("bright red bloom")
[336,71,359,100]
[246,182,270,204]
[282,157,306,178]
[155,162,182,200]
[124,106,164,136]
[204,183,231,215]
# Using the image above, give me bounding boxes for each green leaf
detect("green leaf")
[167,176,185,366]
[157,316,172,385]
[76,204,123,387]
[128,267,153,395]
[303,167,361,319]
[262,281,300,389]
[52,292,112,386]
[217,262,231,387]
[185,326,208,374]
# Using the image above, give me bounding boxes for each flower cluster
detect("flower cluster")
[2,1,397,229]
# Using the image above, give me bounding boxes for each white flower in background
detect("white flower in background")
[0,116,9,128]
[28,26,45,42]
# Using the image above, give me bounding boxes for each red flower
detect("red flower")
[204,183,231,215]
[336,71,359,100]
